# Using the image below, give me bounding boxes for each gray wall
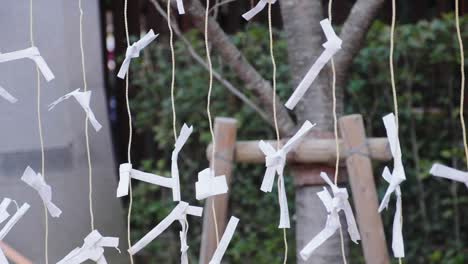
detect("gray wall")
[0,0,127,262]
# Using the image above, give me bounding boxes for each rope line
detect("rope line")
[168,0,177,141]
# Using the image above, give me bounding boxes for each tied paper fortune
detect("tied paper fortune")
[285,19,342,110]
[258,120,315,228]
[208,216,239,264]
[0,47,55,82]
[430,163,468,188]
[0,86,17,103]
[21,166,62,218]
[129,201,203,264]
[0,200,30,264]
[242,0,277,21]
[117,30,159,79]
[195,168,228,200]
[176,0,185,14]
[300,172,360,260]
[377,113,406,258]
[56,230,119,264]
[116,124,193,201]
[48,88,102,132]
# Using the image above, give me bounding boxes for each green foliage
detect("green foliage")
[129,14,468,263]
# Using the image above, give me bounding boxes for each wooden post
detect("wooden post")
[339,114,390,264]
[199,117,238,263]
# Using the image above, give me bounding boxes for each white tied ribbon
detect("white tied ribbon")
[56,230,120,264]
[242,0,277,21]
[195,168,228,200]
[258,120,315,228]
[430,163,468,188]
[209,216,239,264]
[21,166,62,218]
[48,88,102,132]
[117,30,159,79]
[300,172,360,260]
[116,124,192,200]
[377,113,405,258]
[0,200,30,264]
[129,201,203,264]
[176,0,185,14]
[0,47,55,82]
[285,19,342,110]
[0,86,17,103]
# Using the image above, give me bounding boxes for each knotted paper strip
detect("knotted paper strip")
[56,230,119,264]
[0,86,17,103]
[195,168,228,200]
[258,120,315,228]
[176,0,185,14]
[0,201,30,264]
[0,199,12,225]
[129,201,203,263]
[430,163,468,188]
[209,216,239,264]
[242,0,277,21]
[377,113,405,258]
[117,124,192,200]
[117,30,159,79]
[300,172,360,260]
[0,47,55,81]
[21,166,62,218]
[285,19,342,110]
[48,88,102,132]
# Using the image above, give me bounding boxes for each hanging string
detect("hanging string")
[204,0,221,245]
[455,0,468,168]
[78,0,95,232]
[123,0,135,263]
[327,1,347,264]
[30,1,49,264]
[389,1,403,264]
[267,4,288,263]
[167,0,177,141]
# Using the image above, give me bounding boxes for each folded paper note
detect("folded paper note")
[209,216,239,264]
[377,113,405,258]
[0,47,55,81]
[21,166,62,218]
[195,168,228,200]
[242,0,277,21]
[430,163,468,188]
[258,120,315,228]
[0,199,12,225]
[300,172,360,260]
[48,88,102,132]
[0,86,17,103]
[117,124,192,201]
[129,201,203,264]
[56,230,119,264]
[0,200,30,264]
[117,30,159,79]
[176,0,185,14]
[285,19,342,110]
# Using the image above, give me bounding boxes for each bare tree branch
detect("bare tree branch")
[150,0,272,124]
[163,0,296,136]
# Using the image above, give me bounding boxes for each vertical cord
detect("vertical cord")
[123,0,135,263]
[328,2,347,264]
[168,0,177,141]
[79,0,95,231]
[389,1,403,264]
[455,0,468,168]
[267,4,287,264]
[204,0,220,245]
[30,1,48,264]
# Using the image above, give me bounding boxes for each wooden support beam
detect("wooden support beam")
[339,114,390,264]
[207,137,391,164]
[199,117,238,264]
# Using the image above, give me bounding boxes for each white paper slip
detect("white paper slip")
[300,172,360,260]
[116,163,174,197]
[21,166,62,218]
[176,0,185,14]
[209,216,239,264]
[0,47,55,81]
[48,89,102,132]
[242,0,277,21]
[0,86,17,103]
[117,30,159,79]
[258,120,315,228]
[430,163,468,188]
[285,19,342,109]
[171,124,193,201]
[195,168,228,200]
